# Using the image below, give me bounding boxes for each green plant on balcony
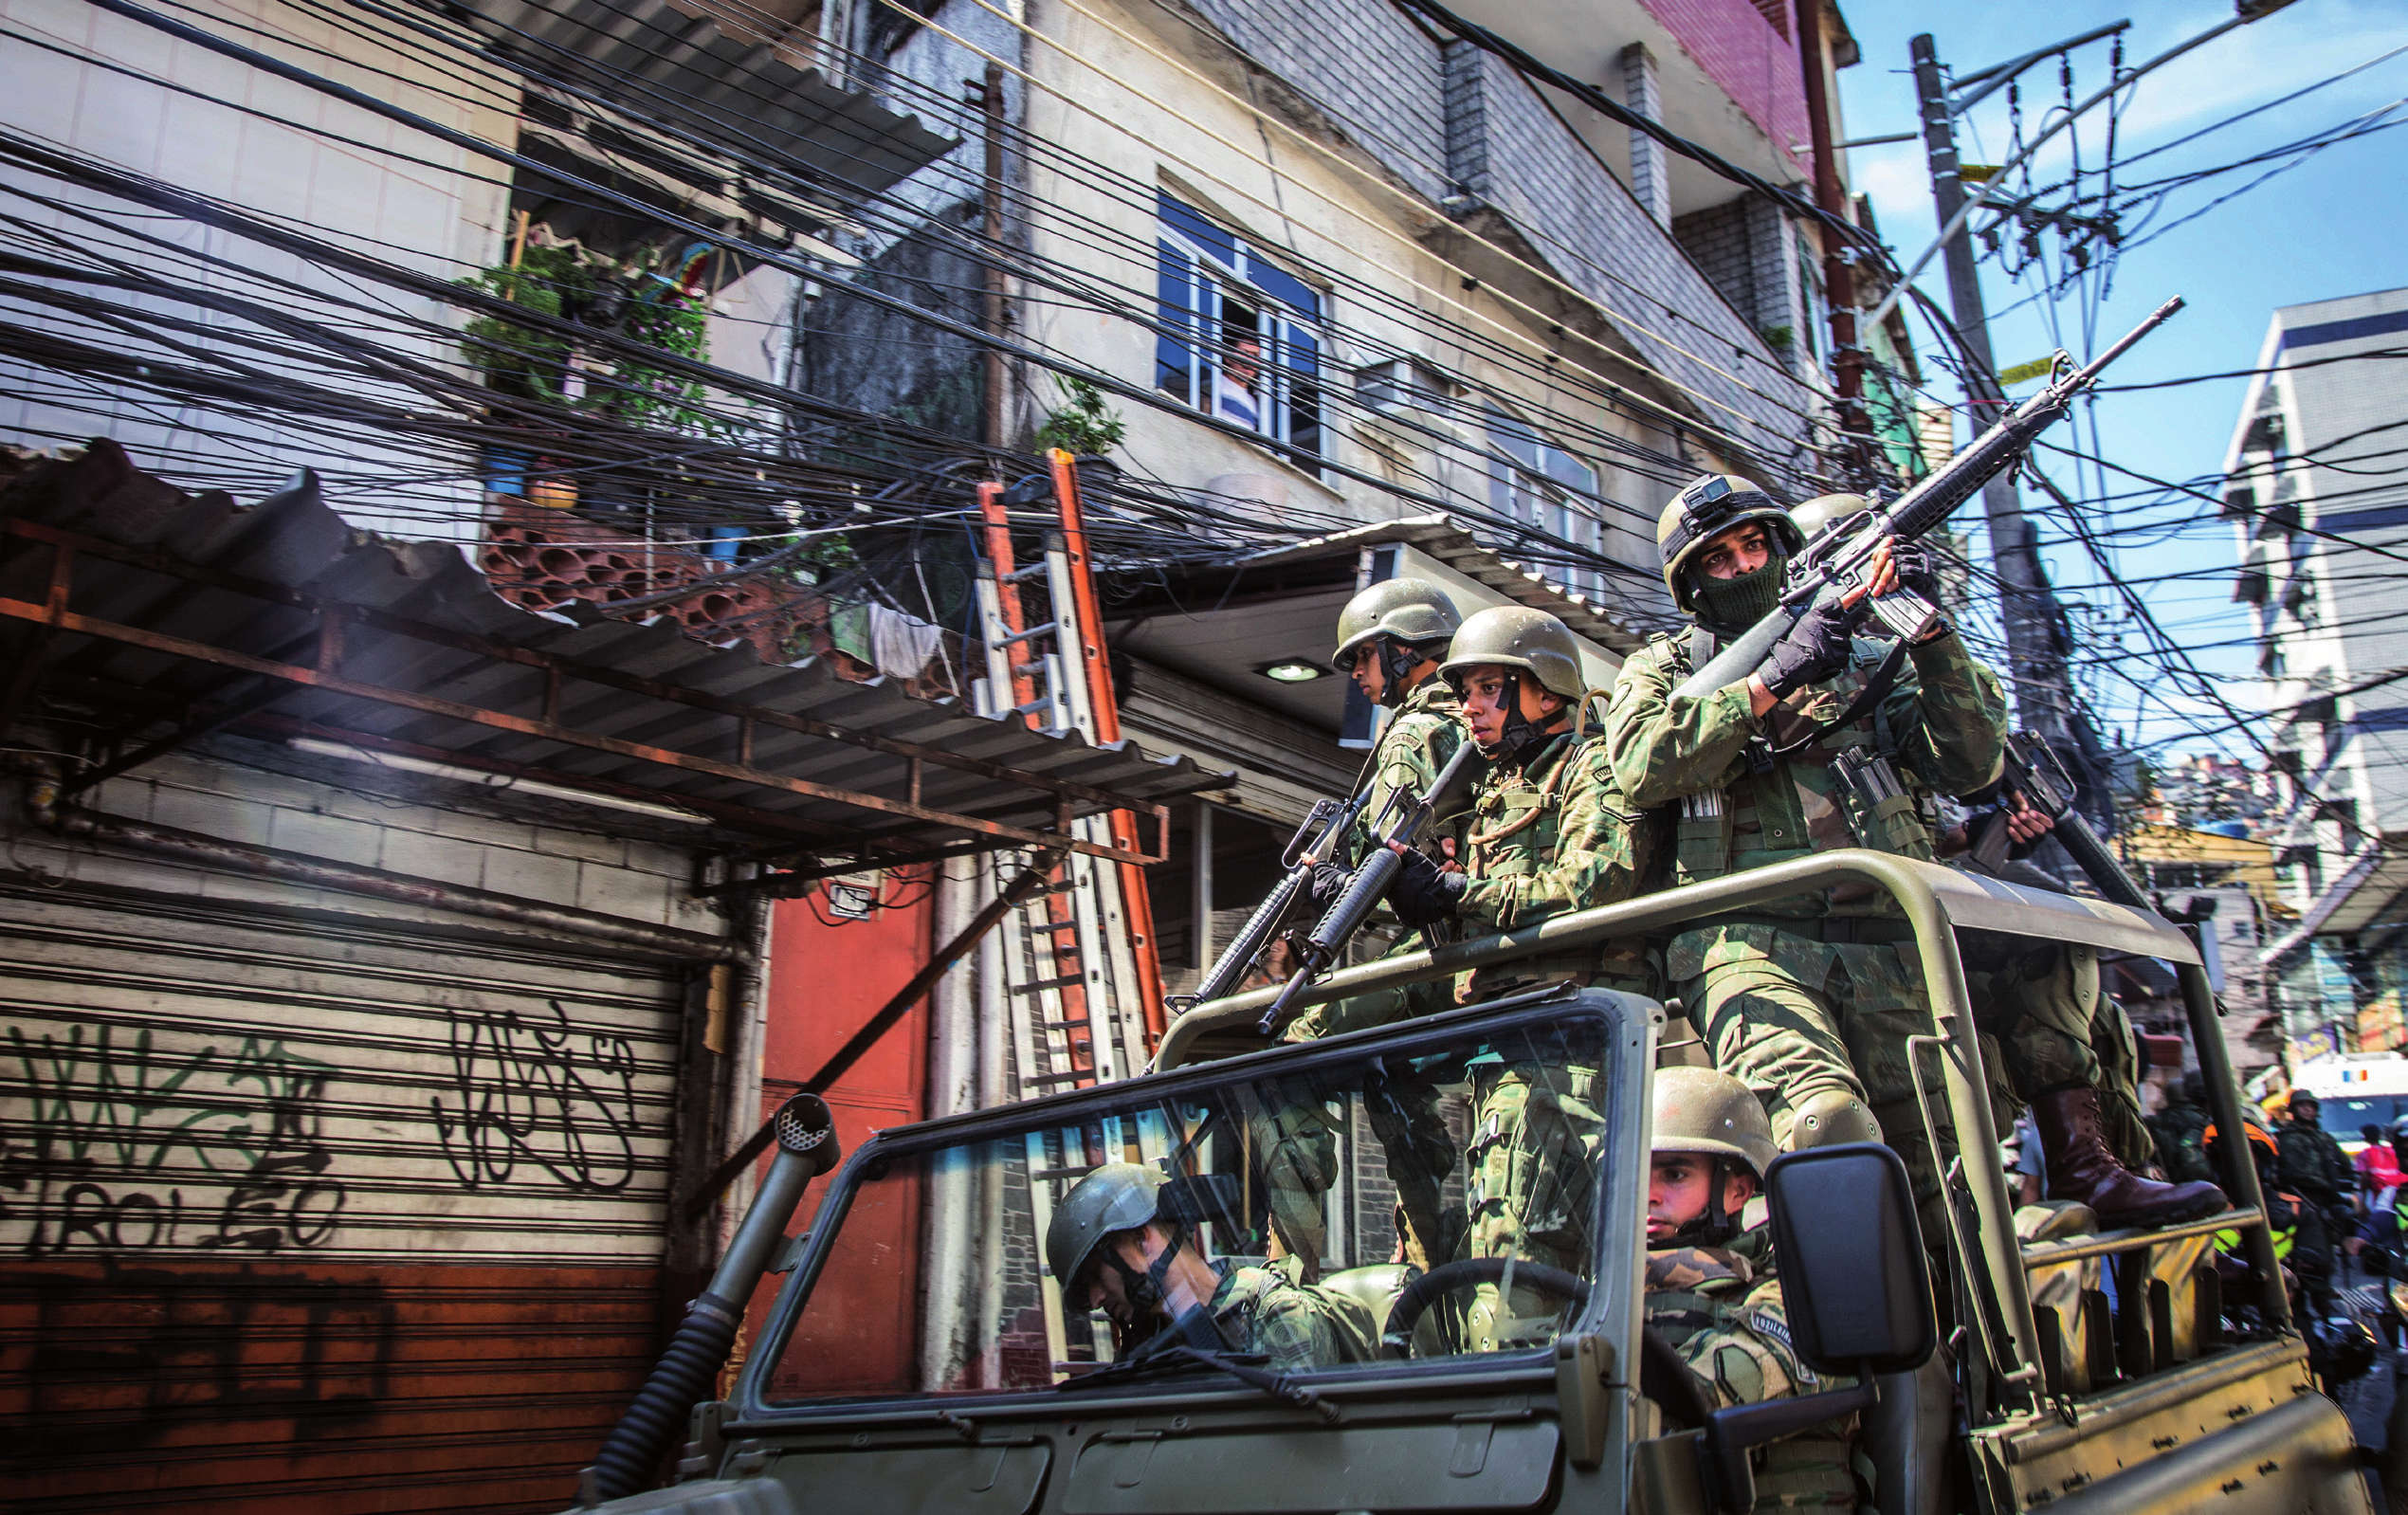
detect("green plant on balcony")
[1031,373,1125,457]
[456,238,731,441]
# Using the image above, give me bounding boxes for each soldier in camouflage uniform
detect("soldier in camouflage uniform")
[1385,606,1655,1342]
[1048,1163,1377,1372]
[1604,474,2009,1214]
[1285,575,1469,1043]
[1266,577,1470,1272]
[2276,1092,2352,1291]
[1645,1067,1857,1512]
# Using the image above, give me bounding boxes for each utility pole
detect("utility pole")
[1909,32,2095,792]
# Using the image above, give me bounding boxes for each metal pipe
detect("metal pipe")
[581,1093,841,1506]
[32,794,743,962]
[2180,958,2289,1329]
[922,854,981,1390]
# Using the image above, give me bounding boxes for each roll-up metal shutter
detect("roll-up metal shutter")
[0,881,686,1513]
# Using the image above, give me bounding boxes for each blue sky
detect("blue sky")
[1832,0,2408,758]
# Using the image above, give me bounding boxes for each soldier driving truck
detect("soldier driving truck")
[560,301,2374,1515]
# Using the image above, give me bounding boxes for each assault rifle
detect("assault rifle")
[1256,742,1482,1037]
[1167,786,1377,1018]
[1969,730,2152,913]
[1672,295,2186,701]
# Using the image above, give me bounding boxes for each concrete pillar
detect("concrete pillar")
[1744,195,1808,372]
[1621,43,1672,228]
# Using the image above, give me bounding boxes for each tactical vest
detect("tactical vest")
[1658,630,1938,897]
[1645,1248,1857,1512]
[1460,732,1648,998]
[1351,679,1467,868]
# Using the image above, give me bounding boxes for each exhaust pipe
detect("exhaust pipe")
[580,1093,842,1506]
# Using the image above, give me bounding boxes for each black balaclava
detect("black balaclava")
[1689,550,1790,639]
[1372,636,1432,708]
[1487,671,1554,762]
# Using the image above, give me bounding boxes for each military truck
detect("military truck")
[565,851,2376,1515]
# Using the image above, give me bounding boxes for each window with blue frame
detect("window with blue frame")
[1486,405,1606,601]
[1156,191,1323,466]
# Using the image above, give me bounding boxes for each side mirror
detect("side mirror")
[1688,1145,1935,1515]
[1763,1142,1936,1376]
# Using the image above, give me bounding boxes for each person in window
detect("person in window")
[1047,1162,1377,1372]
[1213,332,1265,432]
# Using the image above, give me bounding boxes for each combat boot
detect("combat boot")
[2034,1086,2228,1228]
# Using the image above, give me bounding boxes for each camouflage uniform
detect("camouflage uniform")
[2276,1116,2352,1294]
[1452,729,1653,1342]
[1285,677,1472,1042]
[1606,629,2006,1206]
[1272,677,1472,1270]
[1645,1245,1857,1512]
[1206,1260,1379,1371]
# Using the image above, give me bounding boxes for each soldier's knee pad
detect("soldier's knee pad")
[1791,1088,1882,1149]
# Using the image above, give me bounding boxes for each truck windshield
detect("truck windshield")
[757,1007,1614,1405]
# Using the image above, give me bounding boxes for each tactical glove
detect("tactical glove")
[1888,540,1944,605]
[1305,862,1350,914]
[1755,596,1858,699]
[1390,848,1468,929]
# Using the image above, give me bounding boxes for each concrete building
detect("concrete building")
[2227,287,2408,1068]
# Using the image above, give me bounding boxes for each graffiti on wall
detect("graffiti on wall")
[430,998,641,1193]
[2,1024,344,1257]
[7,1264,398,1452]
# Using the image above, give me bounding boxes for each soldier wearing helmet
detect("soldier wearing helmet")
[1385,605,1656,1004]
[1603,472,2008,1232]
[1046,1162,1376,1370]
[1644,1068,1858,1510]
[1283,577,1469,1046]
[1377,606,1656,1346]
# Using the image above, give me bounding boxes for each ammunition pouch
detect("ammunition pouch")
[1829,748,1935,863]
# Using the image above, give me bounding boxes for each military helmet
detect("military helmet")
[1655,473,1802,614]
[1331,576,1462,671]
[1439,606,1585,701]
[1651,1067,1778,1179]
[1047,1162,1165,1290]
[1787,491,1870,542]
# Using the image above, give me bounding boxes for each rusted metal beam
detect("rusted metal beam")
[0,584,1161,867]
[1,519,1200,820]
[233,712,859,848]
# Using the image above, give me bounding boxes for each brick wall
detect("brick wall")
[1636,0,1812,179]
[1174,0,1817,478]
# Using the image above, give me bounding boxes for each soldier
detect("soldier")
[2148,1071,2216,1186]
[2275,1092,2352,1287]
[1778,491,2219,1227]
[1047,1162,1377,1372]
[1284,575,1469,1043]
[1645,1067,1857,1512]
[1383,606,1654,1343]
[1603,473,2005,1210]
[1268,576,1469,1273]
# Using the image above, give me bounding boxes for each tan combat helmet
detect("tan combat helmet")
[1438,605,1585,701]
[1788,492,1871,543]
[1651,1066,1778,1179]
[1330,576,1462,671]
[1655,473,1803,615]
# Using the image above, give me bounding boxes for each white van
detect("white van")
[2292,1056,2408,1150]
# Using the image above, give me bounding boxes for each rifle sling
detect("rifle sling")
[1766,636,1909,758]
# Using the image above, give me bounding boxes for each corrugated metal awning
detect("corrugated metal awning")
[0,441,1225,874]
